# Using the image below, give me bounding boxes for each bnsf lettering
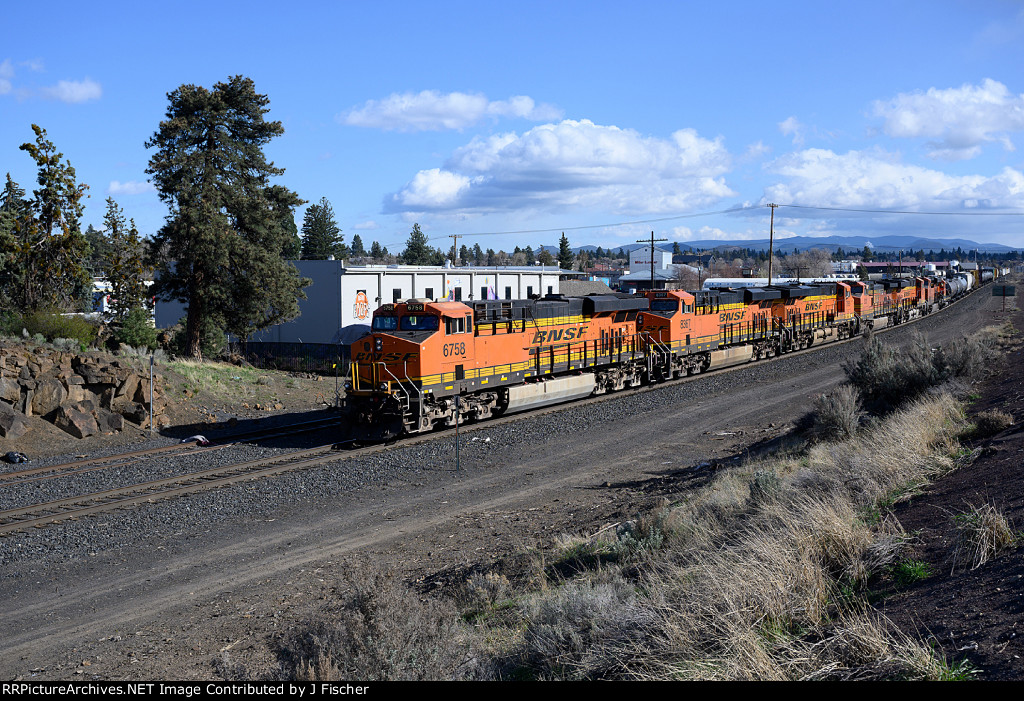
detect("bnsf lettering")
[718,310,745,323]
[353,351,419,363]
[531,326,588,344]
[805,302,822,311]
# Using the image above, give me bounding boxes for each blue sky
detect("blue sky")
[2,0,1024,253]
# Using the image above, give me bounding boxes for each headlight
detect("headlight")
[375,338,383,351]
[379,382,389,392]
[343,381,352,391]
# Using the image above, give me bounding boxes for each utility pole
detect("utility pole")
[767,203,778,285]
[448,233,462,266]
[637,231,668,290]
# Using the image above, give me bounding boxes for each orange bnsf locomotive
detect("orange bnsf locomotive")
[344,294,647,440]
[343,273,980,441]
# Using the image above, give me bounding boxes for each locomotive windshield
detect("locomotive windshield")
[649,299,679,313]
[372,315,398,331]
[400,314,439,331]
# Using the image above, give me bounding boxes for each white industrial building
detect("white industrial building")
[155,261,566,345]
[629,245,673,272]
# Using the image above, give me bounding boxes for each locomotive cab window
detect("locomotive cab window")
[400,315,439,331]
[445,317,466,334]
[649,299,678,314]
[372,315,398,331]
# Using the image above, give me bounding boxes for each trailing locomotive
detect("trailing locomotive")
[343,271,993,441]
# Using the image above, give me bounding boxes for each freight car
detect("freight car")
[343,272,983,441]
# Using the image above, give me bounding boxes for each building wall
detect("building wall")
[629,246,673,271]
[157,263,562,345]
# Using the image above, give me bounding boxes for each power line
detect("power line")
[779,203,1024,216]
[371,201,1024,251]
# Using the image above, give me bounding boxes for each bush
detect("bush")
[278,572,472,681]
[20,309,99,347]
[846,333,994,413]
[971,409,1014,438]
[113,307,158,351]
[810,384,862,441]
[0,310,22,337]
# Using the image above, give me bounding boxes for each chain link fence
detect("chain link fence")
[230,341,350,377]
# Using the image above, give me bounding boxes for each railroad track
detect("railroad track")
[0,443,346,535]
[0,415,340,487]
[0,286,991,536]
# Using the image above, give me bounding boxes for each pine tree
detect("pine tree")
[459,244,470,266]
[300,197,346,259]
[0,175,28,307]
[103,197,151,322]
[402,223,433,264]
[270,185,302,260]
[370,241,383,259]
[557,233,574,270]
[472,243,483,265]
[145,76,309,358]
[10,126,91,312]
[351,234,366,257]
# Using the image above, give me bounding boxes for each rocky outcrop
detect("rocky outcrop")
[0,343,167,439]
[0,402,31,439]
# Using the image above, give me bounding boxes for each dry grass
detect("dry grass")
[278,571,477,681]
[949,503,1018,572]
[482,391,974,680]
[971,408,1014,438]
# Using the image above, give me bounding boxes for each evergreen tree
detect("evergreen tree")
[300,197,345,259]
[402,223,433,264]
[538,249,554,266]
[269,185,302,260]
[557,233,574,270]
[472,243,484,265]
[595,246,605,259]
[103,197,151,322]
[0,175,29,306]
[486,248,496,266]
[351,234,365,257]
[672,241,682,255]
[369,240,383,259]
[524,245,535,264]
[83,223,114,275]
[9,126,91,312]
[862,245,873,262]
[459,244,470,266]
[145,76,309,358]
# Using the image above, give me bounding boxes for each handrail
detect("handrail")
[378,362,411,411]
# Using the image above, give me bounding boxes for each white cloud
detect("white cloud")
[41,77,102,103]
[872,79,1024,160]
[394,168,474,208]
[743,141,771,160]
[353,220,380,230]
[0,59,13,95]
[340,90,562,131]
[763,147,1024,211]
[108,180,155,196]
[389,119,735,214]
[779,116,805,146]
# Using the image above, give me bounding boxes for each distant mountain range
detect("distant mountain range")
[541,235,1019,256]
